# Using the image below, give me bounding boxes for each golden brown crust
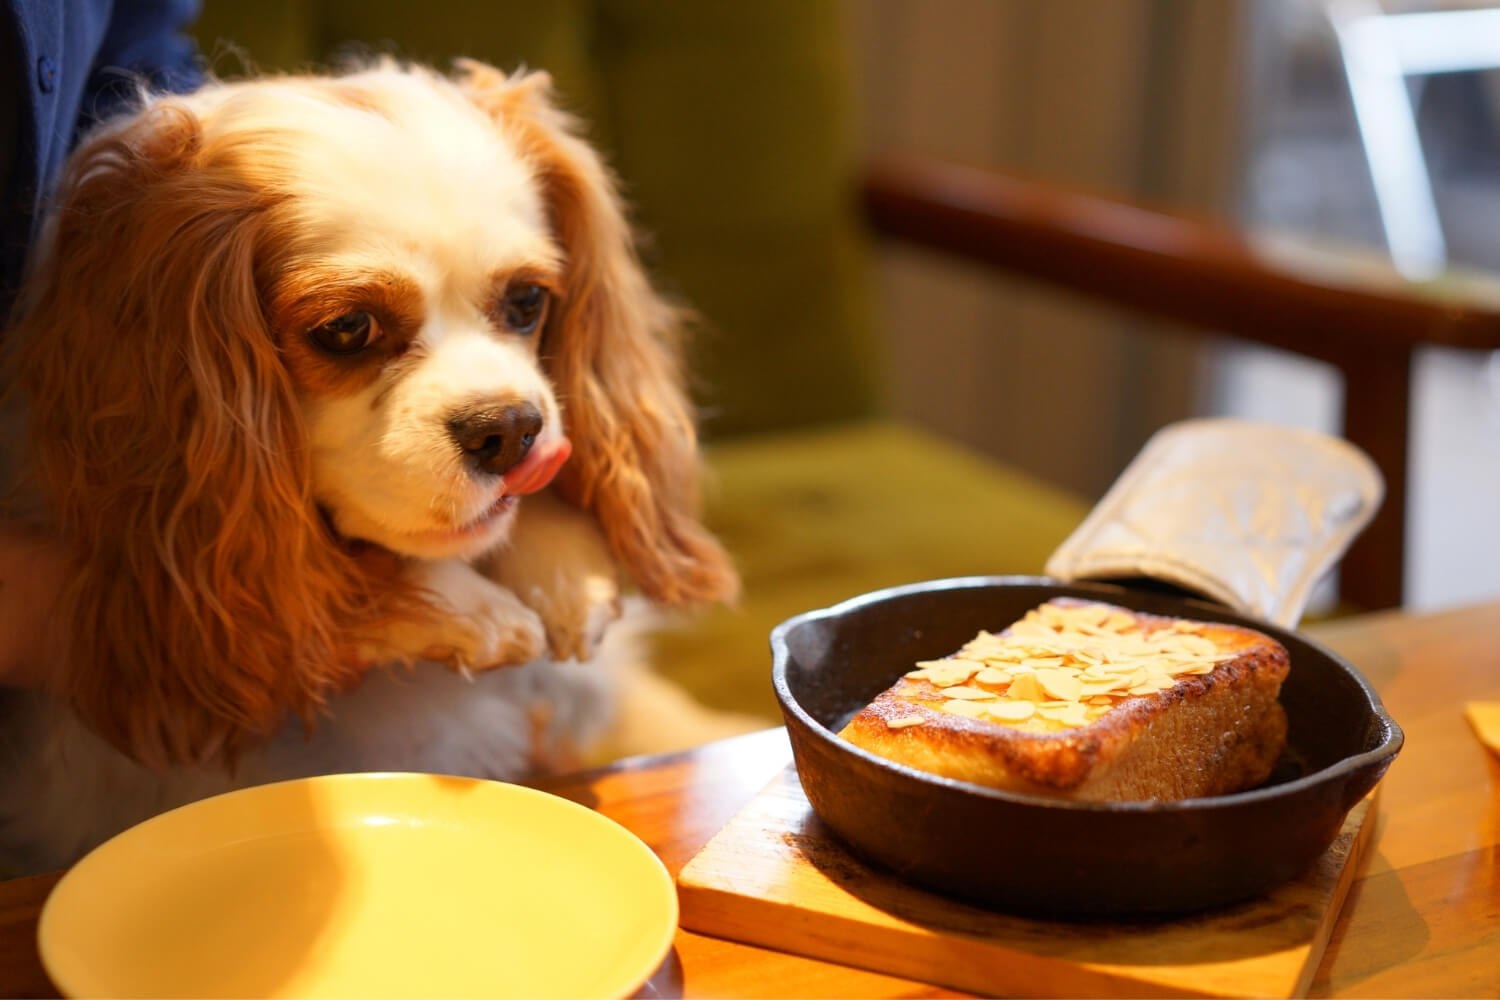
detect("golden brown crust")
[838,599,1290,801]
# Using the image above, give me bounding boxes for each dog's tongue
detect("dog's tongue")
[503,437,572,496]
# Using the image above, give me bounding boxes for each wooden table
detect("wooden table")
[2,600,1497,997]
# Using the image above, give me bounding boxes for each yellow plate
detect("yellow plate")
[38,773,677,999]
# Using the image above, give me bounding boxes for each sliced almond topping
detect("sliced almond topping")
[1007,672,1044,702]
[1034,669,1083,703]
[1057,703,1090,727]
[1037,604,1068,627]
[941,685,998,701]
[974,667,1012,686]
[885,715,925,729]
[982,700,1036,722]
[1009,619,1056,639]
[911,660,979,686]
[1162,659,1205,677]
[1175,634,1219,656]
[892,600,1234,733]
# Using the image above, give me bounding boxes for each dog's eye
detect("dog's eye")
[310,311,379,355]
[500,284,549,335]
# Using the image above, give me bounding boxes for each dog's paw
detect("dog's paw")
[520,570,621,663]
[480,491,623,662]
[441,583,547,671]
[366,559,545,670]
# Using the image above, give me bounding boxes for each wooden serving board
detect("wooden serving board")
[677,769,1376,998]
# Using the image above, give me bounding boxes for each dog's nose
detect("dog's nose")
[447,401,544,478]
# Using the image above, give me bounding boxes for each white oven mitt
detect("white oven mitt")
[1044,419,1383,628]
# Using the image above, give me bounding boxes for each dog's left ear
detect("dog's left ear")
[457,61,737,607]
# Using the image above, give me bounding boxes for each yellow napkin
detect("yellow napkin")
[1465,702,1500,757]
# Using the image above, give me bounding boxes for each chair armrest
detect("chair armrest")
[860,150,1500,611]
[861,150,1500,365]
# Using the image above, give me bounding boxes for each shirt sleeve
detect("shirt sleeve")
[82,0,203,126]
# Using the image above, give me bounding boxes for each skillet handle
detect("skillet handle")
[1045,419,1384,628]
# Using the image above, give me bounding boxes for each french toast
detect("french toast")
[838,598,1290,801]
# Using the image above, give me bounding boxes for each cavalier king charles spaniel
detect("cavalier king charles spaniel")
[0,60,744,874]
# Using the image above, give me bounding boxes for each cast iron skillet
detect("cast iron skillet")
[770,576,1403,919]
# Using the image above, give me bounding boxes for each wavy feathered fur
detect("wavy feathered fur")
[4,102,434,767]
[1,60,735,770]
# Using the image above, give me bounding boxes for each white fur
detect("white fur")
[304,328,566,563]
[0,622,622,876]
[234,73,567,562]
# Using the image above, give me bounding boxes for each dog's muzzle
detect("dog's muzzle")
[447,401,543,477]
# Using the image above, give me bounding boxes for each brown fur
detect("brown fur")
[3,103,440,766]
[267,267,426,397]
[3,61,736,768]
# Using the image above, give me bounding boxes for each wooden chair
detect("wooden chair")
[863,150,1500,610]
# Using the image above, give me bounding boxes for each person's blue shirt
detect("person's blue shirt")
[2,0,202,319]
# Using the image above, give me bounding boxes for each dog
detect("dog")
[0,60,745,874]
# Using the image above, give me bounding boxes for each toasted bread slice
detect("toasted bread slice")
[838,598,1289,801]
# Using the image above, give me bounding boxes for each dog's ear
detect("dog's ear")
[5,101,403,766]
[457,62,738,608]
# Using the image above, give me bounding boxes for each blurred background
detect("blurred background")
[848,0,1500,613]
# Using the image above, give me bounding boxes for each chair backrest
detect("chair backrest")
[190,0,887,439]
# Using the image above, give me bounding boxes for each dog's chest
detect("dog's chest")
[0,659,617,877]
